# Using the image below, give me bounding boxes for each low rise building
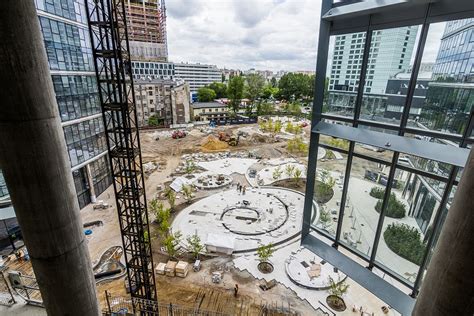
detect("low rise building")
[135,79,190,127]
[191,102,229,122]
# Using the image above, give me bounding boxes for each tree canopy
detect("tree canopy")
[261,85,279,100]
[197,87,216,102]
[278,73,314,101]
[208,82,227,99]
[245,74,265,103]
[227,76,245,114]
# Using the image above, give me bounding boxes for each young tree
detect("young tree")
[143,230,150,244]
[328,276,349,298]
[293,168,302,184]
[184,160,196,174]
[285,164,296,178]
[319,206,332,227]
[320,170,336,196]
[272,166,283,180]
[208,82,227,99]
[181,184,193,204]
[163,231,183,259]
[259,102,275,115]
[273,120,282,133]
[150,199,171,237]
[257,243,274,262]
[227,76,245,114]
[186,233,204,259]
[285,121,295,133]
[197,87,216,102]
[257,243,275,273]
[164,187,176,210]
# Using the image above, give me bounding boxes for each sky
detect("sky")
[166,0,321,72]
[165,0,445,72]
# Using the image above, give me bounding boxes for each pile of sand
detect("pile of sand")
[200,135,229,152]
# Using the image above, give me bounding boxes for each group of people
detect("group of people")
[236,183,246,194]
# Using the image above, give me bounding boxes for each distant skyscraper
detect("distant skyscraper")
[432,18,474,81]
[126,0,168,62]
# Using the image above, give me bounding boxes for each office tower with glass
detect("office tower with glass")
[34,0,112,208]
[303,1,473,314]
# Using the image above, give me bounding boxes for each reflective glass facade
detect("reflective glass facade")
[52,75,100,122]
[64,118,107,166]
[0,170,8,199]
[305,4,473,307]
[35,0,111,207]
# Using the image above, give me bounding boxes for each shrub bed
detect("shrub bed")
[369,187,385,199]
[374,193,406,218]
[384,223,426,265]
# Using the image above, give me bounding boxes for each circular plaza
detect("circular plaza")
[172,186,319,253]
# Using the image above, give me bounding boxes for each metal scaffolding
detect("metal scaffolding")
[84,0,157,306]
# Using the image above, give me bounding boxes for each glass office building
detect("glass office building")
[303,1,473,314]
[34,0,112,208]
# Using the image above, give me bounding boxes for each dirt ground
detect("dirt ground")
[97,256,316,315]
[91,123,319,314]
[6,121,384,315]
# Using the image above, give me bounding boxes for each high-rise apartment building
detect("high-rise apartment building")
[34,0,112,208]
[327,26,419,120]
[174,62,222,93]
[135,79,191,127]
[126,0,168,62]
[329,26,419,94]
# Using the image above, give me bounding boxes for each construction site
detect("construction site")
[0,112,410,315]
[0,0,473,316]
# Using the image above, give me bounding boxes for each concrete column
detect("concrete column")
[86,164,97,203]
[0,2,99,315]
[413,148,474,316]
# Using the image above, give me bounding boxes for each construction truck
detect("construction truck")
[172,130,186,139]
[218,131,240,146]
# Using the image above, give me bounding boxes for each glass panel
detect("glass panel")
[320,135,350,152]
[360,26,421,124]
[312,149,348,238]
[375,169,446,285]
[340,156,392,258]
[325,32,366,118]
[407,19,474,136]
[0,170,9,199]
[354,141,394,163]
[398,153,451,180]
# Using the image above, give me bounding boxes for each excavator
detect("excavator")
[218,131,241,146]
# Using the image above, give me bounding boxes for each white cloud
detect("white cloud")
[166,0,320,71]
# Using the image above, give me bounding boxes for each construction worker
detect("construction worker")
[234,284,239,297]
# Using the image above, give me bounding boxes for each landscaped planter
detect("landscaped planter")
[257,261,274,274]
[326,295,346,312]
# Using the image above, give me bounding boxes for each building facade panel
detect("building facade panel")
[35,1,112,208]
[174,62,222,93]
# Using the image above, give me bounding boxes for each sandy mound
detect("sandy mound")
[200,135,229,152]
